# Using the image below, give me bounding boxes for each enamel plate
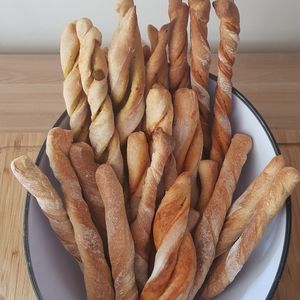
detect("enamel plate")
[24,76,291,300]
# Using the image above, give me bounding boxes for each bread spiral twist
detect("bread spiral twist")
[209,0,240,166]
[189,0,211,157]
[60,22,90,141]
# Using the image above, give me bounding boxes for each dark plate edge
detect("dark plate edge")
[23,111,68,300]
[23,76,291,300]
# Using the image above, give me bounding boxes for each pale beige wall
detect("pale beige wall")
[0,0,299,53]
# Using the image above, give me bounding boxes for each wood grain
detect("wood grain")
[0,132,46,300]
[0,54,299,300]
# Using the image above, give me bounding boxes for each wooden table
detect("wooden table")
[0,54,299,300]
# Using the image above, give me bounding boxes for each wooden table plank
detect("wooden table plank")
[1,54,300,139]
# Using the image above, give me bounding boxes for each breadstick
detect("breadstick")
[146,84,173,136]
[163,154,178,191]
[143,45,151,64]
[60,22,90,141]
[168,0,190,92]
[96,164,138,300]
[188,208,200,232]
[173,88,203,207]
[115,0,146,144]
[216,155,286,257]
[76,18,124,183]
[11,155,80,263]
[148,25,169,90]
[173,88,202,173]
[127,131,150,222]
[200,167,300,299]
[108,6,136,106]
[146,21,174,95]
[210,0,240,167]
[189,133,252,299]
[160,232,196,300]
[141,172,191,299]
[131,128,174,290]
[189,0,211,157]
[197,160,219,216]
[46,128,114,300]
[69,142,106,239]
[145,84,176,195]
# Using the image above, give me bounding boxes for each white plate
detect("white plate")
[23,76,291,300]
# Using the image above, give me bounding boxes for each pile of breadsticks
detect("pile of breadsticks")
[11,0,300,299]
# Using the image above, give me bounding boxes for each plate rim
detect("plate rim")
[23,74,292,300]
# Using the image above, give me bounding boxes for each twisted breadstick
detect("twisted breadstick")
[46,128,114,300]
[131,128,174,290]
[60,22,90,141]
[210,0,240,166]
[200,167,300,299]
[96,164,138,300]
[115,0,146,144]
[189,134,252,299]
[141,172,191,299]
[127,131,150,222]
[75,18,124,183]
[145,84,176,196]
[189,0,211,157]
[108,6,136,106]
[173,88,203,207]
[146,21,174,95]
[216,155,286,257]
[69,142,106,240]
[197,160,219,216]
[146,84,173,136]
[11,155,80,263]
[168,0,190,92]
[160,232,196,300]
[148,25,169,90]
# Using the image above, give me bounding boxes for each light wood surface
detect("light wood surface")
[0,54,299,300]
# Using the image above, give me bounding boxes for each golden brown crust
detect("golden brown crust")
[46,128,114,300]
[127,131,150,222]
[131,128,174,290]
[168,0,190,92]
[197,160,219,216]
[173,88,202,173]
[115,0,146,144]
[173,88,203,207]
[146,84,174,136]
[189,134,252,299]
[189,0,211,157]
[75,18,124,183]
[108,6,137,106]
[146,22,174,95]
[69,142,106,240]
[11,155,80,263]
[216,155,286,257]
[200,167,300,299]
[140,172,191,299]
[210,0,240,166]
[160,233,196,300]
[148,25,169,90]
[60,21,90,141]
[188,208,200,232]
[163,154,178,191]
[96,164,138,300]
